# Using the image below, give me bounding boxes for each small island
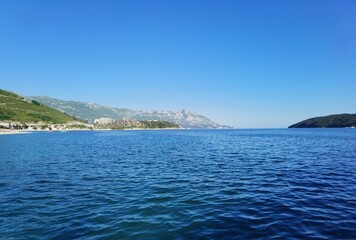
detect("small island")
[288,114,356,128]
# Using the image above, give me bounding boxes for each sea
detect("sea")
[0,129,355,239]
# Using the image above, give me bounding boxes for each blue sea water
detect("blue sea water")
[0,129,355,240]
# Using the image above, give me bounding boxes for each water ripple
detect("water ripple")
[0,129,355,239]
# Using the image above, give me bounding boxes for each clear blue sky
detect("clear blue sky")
[1,0,355,128]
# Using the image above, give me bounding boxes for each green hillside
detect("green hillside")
[289,114,356,128]
[0,89,78,123]
[139,120,180,129]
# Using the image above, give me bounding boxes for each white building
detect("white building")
[94,118,114,124]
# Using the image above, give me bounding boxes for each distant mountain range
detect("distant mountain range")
[289,114,356,128]
[29,96,231,129]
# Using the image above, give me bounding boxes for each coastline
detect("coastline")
[0,129,93,135]
[0,130,31,135]
[0,128,180,135]
[0,128,230,135]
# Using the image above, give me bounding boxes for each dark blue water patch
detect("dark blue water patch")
[0,129,355,239]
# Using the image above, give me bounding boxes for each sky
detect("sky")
[1,0,355,128]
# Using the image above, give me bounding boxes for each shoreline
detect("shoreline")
[0,130,31,135]
[0,128,94,135]
[0,127,235,135]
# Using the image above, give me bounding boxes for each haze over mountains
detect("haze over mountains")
[29,96,230,129]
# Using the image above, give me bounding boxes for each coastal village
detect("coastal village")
[0,117,180,134]
[0,120,92,132]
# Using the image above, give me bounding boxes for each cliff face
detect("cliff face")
[288,114,356,128]
[29,96,231,129]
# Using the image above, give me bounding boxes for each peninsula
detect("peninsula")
[288,114,356,128]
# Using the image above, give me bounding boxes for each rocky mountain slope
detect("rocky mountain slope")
[288,114,356,128]
[29,96,230,128]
